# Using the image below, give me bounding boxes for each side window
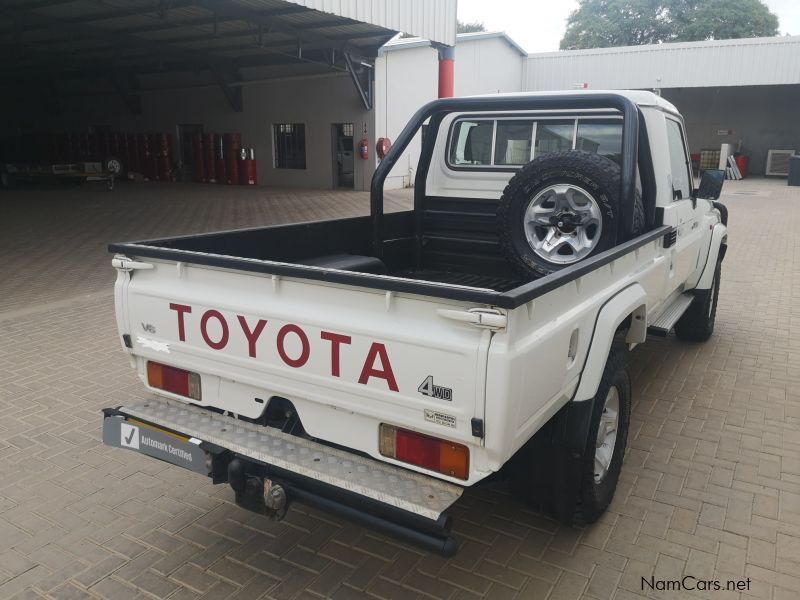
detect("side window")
[665,119,691,201]
[534,120,574,157]
[494,121,533,165]
[449,120,493,165]
[576,120,622,165]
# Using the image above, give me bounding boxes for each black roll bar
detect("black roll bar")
[370,93,640,258]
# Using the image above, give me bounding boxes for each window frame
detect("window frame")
[664,117,693,202]
[272,122,307,170]
[445,113,622,172]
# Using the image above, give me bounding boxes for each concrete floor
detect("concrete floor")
[1,179,799,599]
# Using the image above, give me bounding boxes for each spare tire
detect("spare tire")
[497,150,644,279]
[103,156,123,176]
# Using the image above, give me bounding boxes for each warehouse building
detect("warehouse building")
[376,33,800,180]
[0,0,457,191]
[3,3,799,193]
[525,35,800,177]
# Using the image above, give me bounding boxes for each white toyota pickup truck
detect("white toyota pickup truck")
[103,91,728,555]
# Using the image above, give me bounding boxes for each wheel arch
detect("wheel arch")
[694,223,727,290]
[573,283,647,403]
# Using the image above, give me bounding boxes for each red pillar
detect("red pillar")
[437,45,455,98]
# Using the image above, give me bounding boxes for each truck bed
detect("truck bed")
[109,210,669,309]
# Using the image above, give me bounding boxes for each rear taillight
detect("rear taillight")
[147,361,201,400]
[379,424,469,480]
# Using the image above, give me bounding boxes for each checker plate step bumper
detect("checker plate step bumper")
[118,398,463,521]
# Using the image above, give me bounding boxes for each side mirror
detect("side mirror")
[695,169,725,200]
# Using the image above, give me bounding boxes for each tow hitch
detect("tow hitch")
[227,458,289,520]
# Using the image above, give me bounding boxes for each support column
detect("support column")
[437,45,455,98]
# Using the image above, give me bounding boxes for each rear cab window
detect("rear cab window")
[447,115,623,170]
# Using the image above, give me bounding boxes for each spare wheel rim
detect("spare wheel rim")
[524,183,603,264]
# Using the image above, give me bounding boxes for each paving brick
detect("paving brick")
[2,180,800,599]
[169,564,219,594]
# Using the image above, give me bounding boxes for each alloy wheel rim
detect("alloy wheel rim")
[524,183,603,265]
[594,385,619,484]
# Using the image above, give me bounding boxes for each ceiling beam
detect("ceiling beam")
[0,3,241,71]
[0,24,388,70]
[189,0,364,54]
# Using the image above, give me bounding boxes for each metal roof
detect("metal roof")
[382,30,527,56]
[0,0,454,85]
[526,35,800,90]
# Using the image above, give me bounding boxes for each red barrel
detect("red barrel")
[735,155,749,179]
[157,133,172,182]
[88,133,98,161]
[118,133,129,174]
[55,133,69,162]
[97,131,110,160]
[109,132,121,159]
[203,133,217,183]
[192,134,205,183]
[144,133,158,181]
[137,133,150,178]
[214,134,226,184]
[239,147,257,185]
[66,133,77,161]
[157,133,171,158]
[224,133,241,184]
[78,133,90,160]
[158,156,171,181]
[126,133,138,173]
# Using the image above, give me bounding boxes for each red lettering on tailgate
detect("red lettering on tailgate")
[237,316,267,358]
[169,303,192,341]
[166,303,399,392]
[358,343,399,392]
[277,324,310,368]
[320,331,351,377]
[200,310,229,350]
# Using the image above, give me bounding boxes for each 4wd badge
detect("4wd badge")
[417,376,453,401]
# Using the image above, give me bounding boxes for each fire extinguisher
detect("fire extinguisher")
[358,138,369,160]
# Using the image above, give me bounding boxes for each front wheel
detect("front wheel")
[675,260,721,342]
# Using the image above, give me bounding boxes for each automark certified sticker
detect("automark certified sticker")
[424,409,456,428]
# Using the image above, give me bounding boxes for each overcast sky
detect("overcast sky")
[457,0,800,53]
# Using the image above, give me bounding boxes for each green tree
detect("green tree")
[457,20,487,33]
[560,0,779,49]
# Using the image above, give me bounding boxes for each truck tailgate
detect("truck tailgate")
[115,256,494,483]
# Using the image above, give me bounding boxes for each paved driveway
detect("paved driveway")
[1,179,798,599]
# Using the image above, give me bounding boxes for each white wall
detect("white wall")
[525,35,800,92]
[1,72,376,191]
[374,44,439,189]
[455,37,524,96]
[374,36,525,189]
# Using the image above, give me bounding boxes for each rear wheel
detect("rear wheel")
[508,345,631,525]
[573,345,631,525]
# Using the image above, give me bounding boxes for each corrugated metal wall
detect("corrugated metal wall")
[285,0,457,46]
[525,36,800,91]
